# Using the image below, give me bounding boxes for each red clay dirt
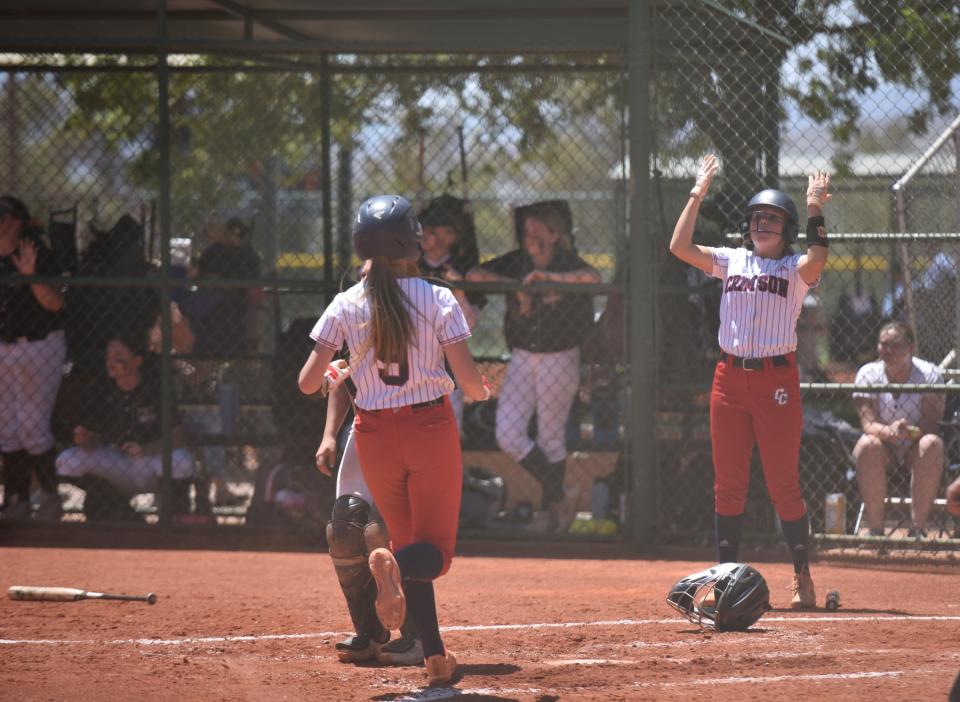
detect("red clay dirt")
[1,542,958,701]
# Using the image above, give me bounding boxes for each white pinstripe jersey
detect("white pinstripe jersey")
[309,277,471,410]
[710,247,817,358]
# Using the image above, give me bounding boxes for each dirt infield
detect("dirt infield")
[2,542,959,701]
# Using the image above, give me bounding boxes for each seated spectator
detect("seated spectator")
[466,200,599,531]
[56,333,195,520]
[852,321,945,537]
[0,195,66,522]
[179,217,262,357]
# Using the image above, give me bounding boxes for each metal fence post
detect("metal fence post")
[321,55,334,299]
[627,0,657,548]
[156,0,174,528]
[5,73,18,190]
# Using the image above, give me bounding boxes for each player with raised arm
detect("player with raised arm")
[669,155,831,609]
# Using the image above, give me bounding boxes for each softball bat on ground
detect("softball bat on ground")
[8,585,157,604]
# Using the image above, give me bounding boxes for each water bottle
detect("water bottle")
[824,493,846,534]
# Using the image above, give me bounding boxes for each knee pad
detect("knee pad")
[326,494,389,641]
[363,518,389,553]
[327,496,390,556]
[327,495,373,565]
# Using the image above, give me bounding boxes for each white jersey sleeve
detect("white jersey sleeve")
[434,287,471,346]
[783,252,820,289]
[309,293,346,350]
[710,247,736,280]
[852,360,881,401]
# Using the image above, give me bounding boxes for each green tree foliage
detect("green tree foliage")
[650,0,960,384]
[654,0,960,228]
[55,55,624,237]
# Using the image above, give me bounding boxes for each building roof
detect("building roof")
[0,1,632,54]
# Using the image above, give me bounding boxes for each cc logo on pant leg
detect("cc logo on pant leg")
[773,388,789,405]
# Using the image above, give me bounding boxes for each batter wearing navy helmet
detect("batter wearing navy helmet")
[669,155,832,609]
[300,195,489,685]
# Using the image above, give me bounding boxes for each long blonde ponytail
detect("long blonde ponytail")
[365,257,416,365]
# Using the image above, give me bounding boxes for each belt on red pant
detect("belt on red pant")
[719,352,790,371]
[360,396,445,413]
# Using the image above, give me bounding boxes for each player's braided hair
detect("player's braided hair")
[365,257,418,366]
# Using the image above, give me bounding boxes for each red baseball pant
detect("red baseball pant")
[353,397,462,577]
[709,354,807,522]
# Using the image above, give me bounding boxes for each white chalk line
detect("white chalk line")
[635,670,905,687]
[547,648,896,668]
[2,614,959,647]
[389,687,546,701]
[547,658,636,666]
[383,669,915,700]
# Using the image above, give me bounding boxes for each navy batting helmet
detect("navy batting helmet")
[353,195,422,261]
[741,189,799,243]
[666,562,771,632]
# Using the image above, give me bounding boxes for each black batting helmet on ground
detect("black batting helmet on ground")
[741,189,799,243]
[353,195,422,261]
[666,562,771,632]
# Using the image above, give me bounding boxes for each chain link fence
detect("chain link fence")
[0,57,628,536]
[1,1,959,553]
[655,1,960,552]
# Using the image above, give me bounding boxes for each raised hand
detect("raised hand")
[806,171,832,208]
[690,154,719,201]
